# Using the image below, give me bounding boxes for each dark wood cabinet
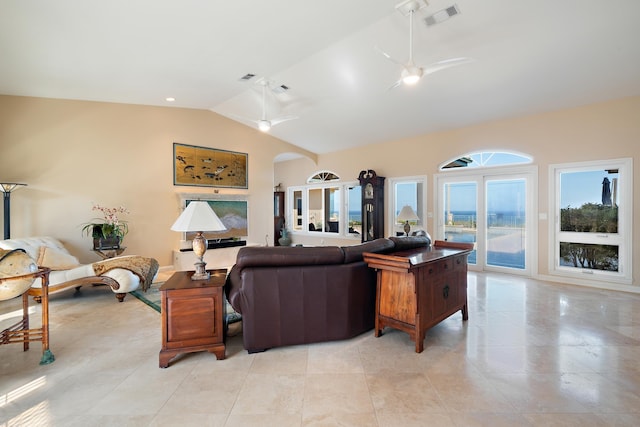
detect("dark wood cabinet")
[358,169,385,242]
[363,241,473,353]
[274,191,285,246]
[159,270,226,368]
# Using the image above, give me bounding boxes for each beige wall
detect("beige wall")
[0,96,314,266]
[275,96,640,288]
[2,95,638,288]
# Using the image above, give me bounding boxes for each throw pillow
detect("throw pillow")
[37,246,81,270]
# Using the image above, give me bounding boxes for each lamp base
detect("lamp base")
[191,232,210,280]
[404,221,411,237]
[192,260,210,281]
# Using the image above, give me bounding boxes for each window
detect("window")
[388,176,426,236]
[308,187,340,233]
[550,158,632,284]
[441,151,531,170]
[288,171,360,238]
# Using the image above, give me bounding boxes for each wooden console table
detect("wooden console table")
[363,240,473,353]
[159,269,226,368]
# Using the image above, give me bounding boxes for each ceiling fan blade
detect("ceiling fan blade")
[387,79,403,91]
[375,45,404,66]
[270,115,299,126]
[423,57,474,75]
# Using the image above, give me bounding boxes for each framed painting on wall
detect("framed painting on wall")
[173,142,248,189]
[185,198,248,241]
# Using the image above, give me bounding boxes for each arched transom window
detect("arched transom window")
[440,151,532,170]
[307,171,340,183]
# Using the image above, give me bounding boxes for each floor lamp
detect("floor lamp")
[1,183,27,239]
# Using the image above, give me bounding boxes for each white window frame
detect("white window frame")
[287,181,360,239]
[548,158,633,285]
[435,165,537,277]
[387,175,427,237]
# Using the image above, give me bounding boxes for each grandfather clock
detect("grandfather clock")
[358,170,385,242]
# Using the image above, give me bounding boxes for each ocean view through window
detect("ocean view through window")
[437,163,534,276]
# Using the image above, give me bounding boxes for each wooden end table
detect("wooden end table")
[92,247,126,259]
[159,269,226,368]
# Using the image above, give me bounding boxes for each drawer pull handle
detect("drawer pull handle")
[428,268,433,274]
[443,285,450,299]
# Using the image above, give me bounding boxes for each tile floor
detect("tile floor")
[1,271,640,426]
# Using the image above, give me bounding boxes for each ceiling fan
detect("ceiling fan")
[379,0,472,89]
[252,79,298,132]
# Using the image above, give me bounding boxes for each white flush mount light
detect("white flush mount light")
[165,97,175,102]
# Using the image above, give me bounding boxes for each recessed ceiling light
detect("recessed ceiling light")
[165,97,176,102]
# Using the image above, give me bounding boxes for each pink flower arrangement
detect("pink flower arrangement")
[82,204,130,240]
[92,204,129,226]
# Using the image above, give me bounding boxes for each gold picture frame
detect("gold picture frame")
[173,143,248,188]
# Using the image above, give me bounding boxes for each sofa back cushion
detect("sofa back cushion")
[341,238,395,263]
[235,246,345,269]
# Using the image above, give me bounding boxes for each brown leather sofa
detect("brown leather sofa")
[225,236,430,352]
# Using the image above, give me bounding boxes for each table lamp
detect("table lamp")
[171,201,226,280]
[397,205,420,236]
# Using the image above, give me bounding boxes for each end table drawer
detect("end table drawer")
[166,293,221,343]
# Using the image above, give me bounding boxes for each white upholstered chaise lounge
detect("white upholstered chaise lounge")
[0,236,158,302]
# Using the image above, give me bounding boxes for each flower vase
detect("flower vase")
[278,229,291,246]
[93,236,121,250]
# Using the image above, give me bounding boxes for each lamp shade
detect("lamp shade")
[0,183,27,193]
[397,205,419,222]
[170,201,226,232]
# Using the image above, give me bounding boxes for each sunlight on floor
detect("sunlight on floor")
[0,376,46,408]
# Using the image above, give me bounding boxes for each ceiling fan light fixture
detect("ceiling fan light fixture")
[258,119,271,132]
[401,66,423,85]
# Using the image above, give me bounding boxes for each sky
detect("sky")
[560,170,618,208]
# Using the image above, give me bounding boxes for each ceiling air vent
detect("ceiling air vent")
[424,4,460,27]
[271,84,289,94]
[239,73,256,81]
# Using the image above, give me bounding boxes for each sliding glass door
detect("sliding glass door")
[442,180,478,265]
[486,178,526,270]
[437,167,535,275]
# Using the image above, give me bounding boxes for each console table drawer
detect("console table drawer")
[424,258,451,276]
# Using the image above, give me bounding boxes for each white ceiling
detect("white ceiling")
[2,0,640,154]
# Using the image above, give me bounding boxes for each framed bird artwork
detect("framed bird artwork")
[173,142,248,189]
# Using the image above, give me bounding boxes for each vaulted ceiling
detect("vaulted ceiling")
[2,0,639,154]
